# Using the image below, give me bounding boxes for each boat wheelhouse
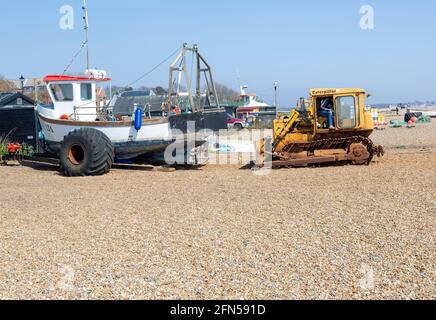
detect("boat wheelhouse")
[41,72,111,122]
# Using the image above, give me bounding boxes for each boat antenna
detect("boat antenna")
[83,0,90,70]
[61,0,91,75]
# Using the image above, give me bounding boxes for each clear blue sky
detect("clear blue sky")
[1,0,435,105]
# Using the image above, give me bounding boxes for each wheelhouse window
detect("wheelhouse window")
[335,96,357,129]
[80,83,93,101]
[50,84,74,102]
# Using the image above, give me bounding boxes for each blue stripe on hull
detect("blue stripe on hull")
[113,140,173,159]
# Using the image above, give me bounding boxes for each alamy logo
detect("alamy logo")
[59,5,75,30]
[58,265,76,291]
[360,5,375,30]
[359,264,375,291]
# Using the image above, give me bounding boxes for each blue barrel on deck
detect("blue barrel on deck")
[134,107,143,131]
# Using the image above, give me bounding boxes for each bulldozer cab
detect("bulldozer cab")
[311,88,370,133]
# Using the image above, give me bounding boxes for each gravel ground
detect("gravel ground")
[372,115,436,152]
[0,122,435,300]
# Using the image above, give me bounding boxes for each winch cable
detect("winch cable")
[125,46,182,88]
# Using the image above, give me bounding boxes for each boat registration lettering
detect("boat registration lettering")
[45,124,54,133]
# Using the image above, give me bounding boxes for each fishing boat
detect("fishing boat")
[235,85,277,127]
[35,2,226,176]
[36,45,226,176]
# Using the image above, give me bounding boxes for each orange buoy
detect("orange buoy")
[7,143,21,153]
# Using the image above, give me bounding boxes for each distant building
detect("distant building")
[119,89,157,98]
[0,92,35,107]
[109,89,166,117]
[6,78,45,93]
[3,78,49,104]
[97,87,108,107]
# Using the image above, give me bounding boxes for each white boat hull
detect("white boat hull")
[36,112,203,161]
[35,103,227,164]
[37,113,171,145]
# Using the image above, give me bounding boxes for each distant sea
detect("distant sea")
[278,104,436,112]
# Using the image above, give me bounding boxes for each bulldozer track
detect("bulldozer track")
[275,136,384,166]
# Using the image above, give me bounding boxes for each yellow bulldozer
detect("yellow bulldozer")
[257,88,385,168]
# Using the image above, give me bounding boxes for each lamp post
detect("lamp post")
[273,82,279,109]
[19,75,25,94]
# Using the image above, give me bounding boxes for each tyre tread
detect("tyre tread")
[60,128,114,177]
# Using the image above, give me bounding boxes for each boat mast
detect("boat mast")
[82,0,90,70]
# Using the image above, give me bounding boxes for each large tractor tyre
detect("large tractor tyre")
[59,128,114,177]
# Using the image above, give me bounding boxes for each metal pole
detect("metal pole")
[19,75,25,95]
[195,45,201,111]
[83,0,90,70]
[109,80,112,100]
[34,79,38,104]
[274,82,279,109]
[198,52,220,109]
[168,44,187,116]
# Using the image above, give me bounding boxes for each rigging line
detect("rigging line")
[125,46,182,88]
[62,41,88,75]
[75,99,98,108]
